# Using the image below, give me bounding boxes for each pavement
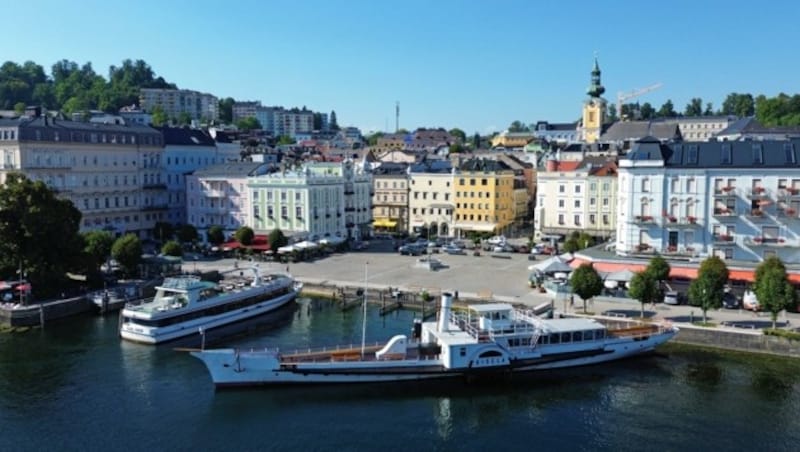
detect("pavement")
[182,239,799,332]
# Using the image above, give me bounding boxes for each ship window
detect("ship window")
[479,350,502,358]
[561,332,571,343]
[537,335,548,345]
[596,329,605,339]
[572,331,583,342]
[584,330,594,341]
[459,347,466,357]
[550,334,560,344]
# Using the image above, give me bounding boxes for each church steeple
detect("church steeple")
[587,57,605,98]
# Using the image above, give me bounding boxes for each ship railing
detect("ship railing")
[161,276,202,290]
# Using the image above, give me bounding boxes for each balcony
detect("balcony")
[662,246,696,257]
[142,204,168,211]
[744,236,792,247]
[202,189,226,198]
[713,208,738,220]
[712,233,735,245]
[746,186,770,199]
[630,215,657,226]
[143,183,167,190]
[778,187,800,200]
[713,186,737,197]
[344,207,356,212]
[778,207,800,220]
[746,209,769,221]
[664,215,701,228]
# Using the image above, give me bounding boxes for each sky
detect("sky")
[5,0,800,135]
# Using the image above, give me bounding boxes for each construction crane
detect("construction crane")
[616,83,663,120]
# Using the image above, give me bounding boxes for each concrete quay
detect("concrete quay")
[185,240,800,358]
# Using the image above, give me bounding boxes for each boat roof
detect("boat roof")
[469,303,514,313]
[157,276,216,292]
[541,318,604,333]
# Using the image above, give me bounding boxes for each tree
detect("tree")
[207,225,225,245]
[640,102,655,120]
[235,226,255,246]
[657,100,677,118]
[508,120,530,133]
[161,240,183,257]
[703,102,715,116]
[218,97,235,124]
[277,135,295,145]
[151,105,168,126]
[13,102,25,115]
[448,128,466,143]
[313,112,324,130]
[577,233,594,250]
[83,230,114,274]
[111,234,142,277]
[268,228,288,251]
[329,110,339,131]
[755,93,800,126]
[688,256,729,323]
[607,104,618,122]
[448,143,465,153]
[473,132,481,149]
[177,224,198,244]
[570,264,603,313]
[0,173,84,298]
[366,132,384,146]
[236,116,262,131]
[684,98,703,117]
[753,257,797,328]
[721,92,755,117]
[646,256,671,285]
[177,111,192,126]
[628,271,659,318]
[563,238,580,253]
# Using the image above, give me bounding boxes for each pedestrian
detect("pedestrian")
[286,265,290,273]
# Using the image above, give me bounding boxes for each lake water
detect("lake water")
[1,298,799,451]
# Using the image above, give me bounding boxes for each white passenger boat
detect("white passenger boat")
[191,292,678,387]
[120,267,301,345]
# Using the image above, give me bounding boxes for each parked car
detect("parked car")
[743,290,759,311]
[664,291,680,305]
[722,293,740,309]
[487,235,507,245]
[516,244,530,254]
[442,244,465,255]
[399,244,424,256]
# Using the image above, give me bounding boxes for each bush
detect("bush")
[161,240,183,257]
[764,328,800,341]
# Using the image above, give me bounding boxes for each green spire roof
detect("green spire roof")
[587,57,605,98]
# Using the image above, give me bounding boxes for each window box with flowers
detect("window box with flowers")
[722,186,735,193]
[716,234,733,242]
[636,243,651,252]
[785,208,797,216]
[666,245,677,252]
[687,216,697,223]
[667,215,677,223]
[754,237,763,243]
[752,186,766,194]
[751,209,764,217]
[787,187,800,195]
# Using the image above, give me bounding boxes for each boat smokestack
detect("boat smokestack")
[437,292,453,332]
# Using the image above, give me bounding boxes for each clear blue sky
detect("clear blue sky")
[6,0,800,134]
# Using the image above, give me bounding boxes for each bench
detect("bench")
[491,254,512,259]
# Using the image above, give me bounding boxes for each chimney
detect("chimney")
[437,292,453,333]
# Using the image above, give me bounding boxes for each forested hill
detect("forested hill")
[0,59,176,114]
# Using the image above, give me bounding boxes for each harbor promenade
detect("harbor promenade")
[183,240,800,332]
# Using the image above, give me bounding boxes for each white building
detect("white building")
[140,88,219,122]
[617,137,800,264]
[535,157,618,240]
[248,160,372,241]
[408,162,455,237]
[186,162,270,241]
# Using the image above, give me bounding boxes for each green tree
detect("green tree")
[607,103,618,122]
[236,116,262,131]
[277,135,296,145]
[268,228,288,251]
[177,224,198,243]
[207,225,225,245]
[151,105,168,126]
[646,256,671,285]
[721,92,755,117]
[218,97,235,124]
[688,256,729,323]
[313,112,323,130]
[577,233,594,249]
[330,110,340,131]
[704,102,715,116]
[448,128,466,142]
[640,102,655,120]
[235,226,255,246]
[754,257,797,328]
[448,143,465,153]
[366,132,384,146]
[628,271,659,318]
[82,230,115,274]
[684,98,703,116]
[161,240,183,257]
[570,264,603,313]
[473,132,481,149]
[177,111,192,126]
[13,102,25,115]
[563,238,580,253]
[111,234,142,277]
[657,99,677,118]
[0,173,84,298]
[508,120,530,133]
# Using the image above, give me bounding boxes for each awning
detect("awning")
[373,219,398,228]
[454,222,496,232]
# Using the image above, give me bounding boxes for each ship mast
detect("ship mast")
[361,261,368,357]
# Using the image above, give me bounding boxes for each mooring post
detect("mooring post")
[39,304,45,328]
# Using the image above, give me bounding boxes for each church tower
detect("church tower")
[581,57,607,143]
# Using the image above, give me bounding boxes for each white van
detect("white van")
[664,291,679,305]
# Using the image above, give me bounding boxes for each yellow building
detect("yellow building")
[453,158,515,237]
[490,132,534,149]
[580,58,607,144]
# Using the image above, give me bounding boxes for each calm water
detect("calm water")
[1,298,799,452]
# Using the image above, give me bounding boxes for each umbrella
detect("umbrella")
[605,269,636,283]
[532,256,573,274]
